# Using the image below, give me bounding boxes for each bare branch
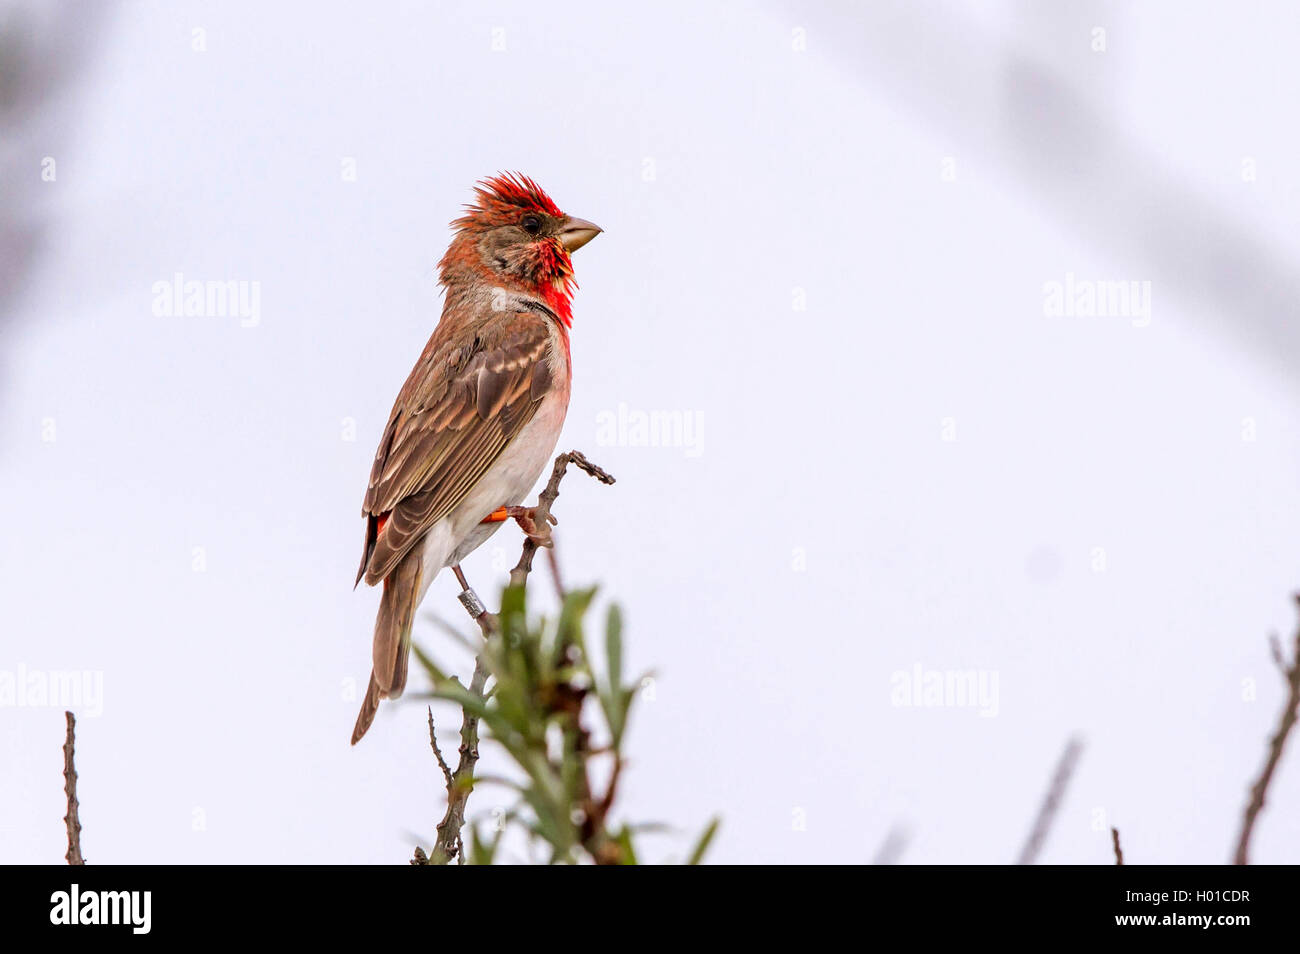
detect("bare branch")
[509,450,615,589]
[1016,736,1084,865]
[420,449,614,865]
[62,711,84,865]
[428,707,453,789]
[1233,595,1300,865]
[1110,827,1124,865]
[430,653,490,864]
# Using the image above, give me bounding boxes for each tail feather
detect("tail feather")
[373,551,422,696]
[351,549,423,744]
[351,672,383,745]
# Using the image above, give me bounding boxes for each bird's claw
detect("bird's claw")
[506,505,556,548]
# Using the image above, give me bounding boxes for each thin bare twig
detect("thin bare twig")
[430,653,490,864]
[422,579,492,864]
[1016,736,1084,865]
[428,707,453,789]
[509,450,615,589]
[421,449,614,864]
[1233,594,1300,865]
[62,711,84,865]
[1110,827,1124,865]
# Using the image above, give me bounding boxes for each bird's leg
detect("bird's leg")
[451,563,487,621]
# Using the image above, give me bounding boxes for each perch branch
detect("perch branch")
[510,451,615,589]
[1110,827,1123,865]
[422,449,614,864]
[62,711,84,865]
[1232,594,1300,865]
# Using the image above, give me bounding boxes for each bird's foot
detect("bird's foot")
[507,505,556,548]
[480,505,556,547]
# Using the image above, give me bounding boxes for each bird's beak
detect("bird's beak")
[559,216,602,253]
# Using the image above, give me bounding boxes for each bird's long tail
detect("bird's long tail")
[351,549,423,744]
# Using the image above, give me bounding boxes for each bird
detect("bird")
[351,173,601,744]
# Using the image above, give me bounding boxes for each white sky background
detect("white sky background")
[3,0,1300,864]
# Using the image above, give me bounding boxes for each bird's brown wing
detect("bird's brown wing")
[356,309,556,585]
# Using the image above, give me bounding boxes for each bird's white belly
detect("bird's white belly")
[417,383,570,594]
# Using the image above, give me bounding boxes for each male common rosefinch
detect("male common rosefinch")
[351,173,600,743]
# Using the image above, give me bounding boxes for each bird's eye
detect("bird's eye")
[520,214,542,236]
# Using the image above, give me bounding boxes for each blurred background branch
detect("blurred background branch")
[1017,735,1084,865]
[794,0,1300,378]
[0,2,104,348]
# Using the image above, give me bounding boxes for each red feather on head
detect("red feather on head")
[457,172,564,226]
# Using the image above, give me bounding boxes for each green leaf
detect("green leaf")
[615,825,639,865]
[427,684,492,725]
[468,821,502,866]
[466,773,529,794]
[411,642,449,684]
[686,817,720,865]
[556,587,598,657]
[605,603,624,695]
[499,582,528,628]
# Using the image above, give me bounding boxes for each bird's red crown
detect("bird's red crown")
[455,172,564,227]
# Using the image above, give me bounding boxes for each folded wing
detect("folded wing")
[356,310,555,586]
